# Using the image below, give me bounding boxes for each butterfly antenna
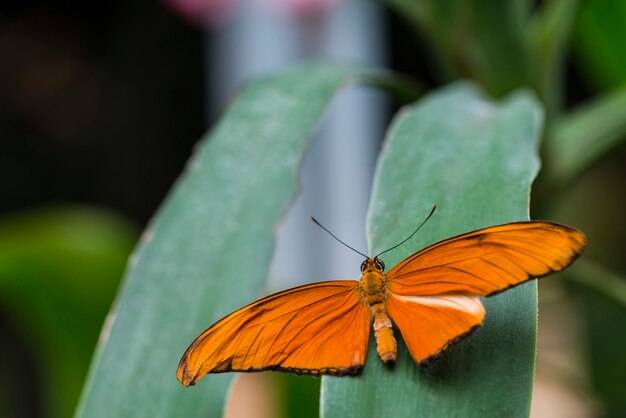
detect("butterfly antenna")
[374,204,438,258]
[311,217,368,259]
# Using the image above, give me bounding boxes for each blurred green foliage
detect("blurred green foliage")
[2,0,626,417]
[573,0,626,91]
[0,207,136,418]
[384,1,626,416]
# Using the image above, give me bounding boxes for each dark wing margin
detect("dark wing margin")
[176,280,369,386]
[386,221,586,297]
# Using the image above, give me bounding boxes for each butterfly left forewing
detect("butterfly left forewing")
[177,280,370,386]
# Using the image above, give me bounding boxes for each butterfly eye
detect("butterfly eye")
[374,258,385,271]
[360,260,368,272]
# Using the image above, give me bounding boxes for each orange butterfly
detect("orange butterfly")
[176,207,585,386]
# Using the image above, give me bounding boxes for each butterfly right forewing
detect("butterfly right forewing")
[384,221,585,365]
[386,221,585,297]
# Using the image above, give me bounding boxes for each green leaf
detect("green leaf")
[0,207,136,418]
[277,374,321,418]
[74,64,412,418]
[566,258,626,309]
[572,0,626,90]
[568,261,626,415]
[546,87,626,184]
[321,83,543,417]
[527,0,580,119]
[384,1,532,96]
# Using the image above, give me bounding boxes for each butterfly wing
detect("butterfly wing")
[384,221,584,366]
[385,293,485,366]
[386,221,586,297]
[177,280,370,386]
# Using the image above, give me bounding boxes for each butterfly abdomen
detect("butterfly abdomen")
[359,264,398,364]
[371,303,397,363]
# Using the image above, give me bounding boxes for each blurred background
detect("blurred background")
[1,1,625,417]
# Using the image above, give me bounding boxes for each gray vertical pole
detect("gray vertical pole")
[205,0,386,290]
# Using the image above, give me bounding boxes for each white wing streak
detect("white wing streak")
[392,293,485,317]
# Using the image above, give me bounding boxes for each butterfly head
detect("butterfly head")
[360,257,385,273]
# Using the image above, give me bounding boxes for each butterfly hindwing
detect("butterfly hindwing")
[387,221,586,297]
[386,293,485,366]
[177,280,370,385]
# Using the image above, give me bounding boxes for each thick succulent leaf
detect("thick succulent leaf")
[74,64,411,418]
[322,83,543,417]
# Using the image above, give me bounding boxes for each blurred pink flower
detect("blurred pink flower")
[256,0,341,18]
[161,0,238,27]
[162,0,341,27]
